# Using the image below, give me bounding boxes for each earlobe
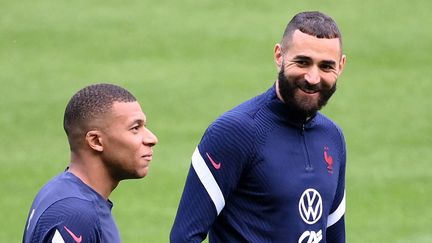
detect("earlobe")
[86,130,103,152]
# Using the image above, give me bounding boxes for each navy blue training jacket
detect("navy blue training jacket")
[171,85,346,243]
[23,172,121,243]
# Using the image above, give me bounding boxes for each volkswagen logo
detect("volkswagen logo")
[298,188,323,224]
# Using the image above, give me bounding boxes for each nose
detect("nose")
[143,128,158,147]
[305,66,320,85]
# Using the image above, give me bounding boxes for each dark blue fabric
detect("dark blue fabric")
[23,172,121,243]
[171,85,346,243]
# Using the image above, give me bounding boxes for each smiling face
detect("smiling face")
[275,30,346,118]
[98,101,158,180]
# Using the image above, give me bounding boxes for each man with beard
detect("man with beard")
[171,11,347,243]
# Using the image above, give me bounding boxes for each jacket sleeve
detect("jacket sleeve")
[28,198,100,243]
[326,128,347,243]
[170,113,255,242]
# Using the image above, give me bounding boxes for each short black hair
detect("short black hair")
[63,83,137,148]
[281,11,342,52]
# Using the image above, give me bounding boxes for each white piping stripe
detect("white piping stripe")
[192,147,225,215]
[52,229,65,243]
[26,209,35,230]
[327,190,346,228]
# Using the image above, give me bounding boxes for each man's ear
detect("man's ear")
[274,43,283,72]
[86,130,103,152]
[338,54,347,75]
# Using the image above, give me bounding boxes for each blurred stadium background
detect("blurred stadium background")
[1,0,431,242]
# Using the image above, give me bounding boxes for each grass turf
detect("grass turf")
[1,0,431,242]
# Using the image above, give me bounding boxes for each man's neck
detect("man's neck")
[68,152,118,199]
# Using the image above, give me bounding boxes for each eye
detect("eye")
[130,125,140,132]
[295,60,309,66]
[320,64,335,72]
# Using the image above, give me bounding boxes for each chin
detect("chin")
[136,167,149,178]
[294,95,320,111]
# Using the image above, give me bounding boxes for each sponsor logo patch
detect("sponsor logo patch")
[299,188,322,224]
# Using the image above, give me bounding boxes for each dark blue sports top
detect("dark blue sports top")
[23,172,121,243]
[171,85,346,243]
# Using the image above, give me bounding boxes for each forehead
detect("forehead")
[109,101,146,122]
[285,30,342,61]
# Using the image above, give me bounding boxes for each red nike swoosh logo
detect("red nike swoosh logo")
[64,226,82,243]
[206,152,221,170]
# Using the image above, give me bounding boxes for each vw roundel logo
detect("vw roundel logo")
[298,188,323,224]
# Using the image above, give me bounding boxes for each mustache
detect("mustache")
[295,79,323,94]
[277,68,336,95]
[277,70,324,93]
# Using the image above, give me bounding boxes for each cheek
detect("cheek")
[284,65,304,77]
[321,74,338,86]
[281,71,303,85]
[108,135,141,154]
[131,136,144,153]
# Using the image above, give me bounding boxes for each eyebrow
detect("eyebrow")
[131,118,146,126]
[293,55,312,61]
[320,60,337,66]
[293,55,336,66]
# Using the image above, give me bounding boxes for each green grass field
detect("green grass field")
[1,0,431,242]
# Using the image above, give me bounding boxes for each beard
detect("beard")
[278,66,336,119]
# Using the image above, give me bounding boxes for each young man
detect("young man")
[170,11,347,243]
[23,83,158,242]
